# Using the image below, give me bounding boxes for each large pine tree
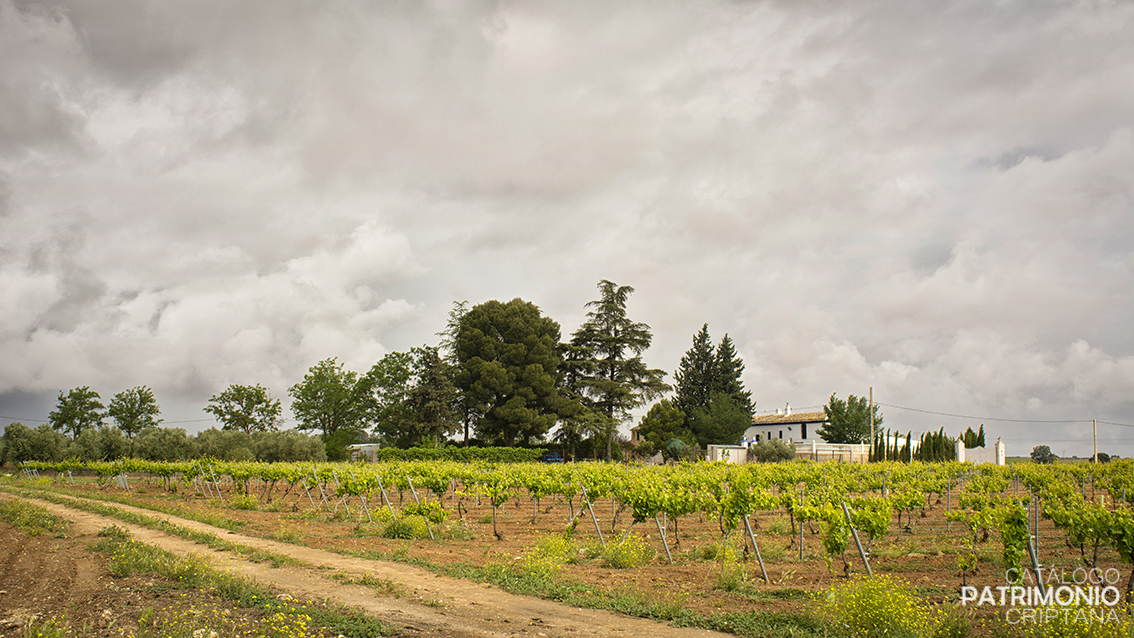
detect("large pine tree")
[454,298,568,446]
[570,280,669,459]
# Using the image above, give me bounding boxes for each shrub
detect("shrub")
[601,534,656,569]
[821,574,943,638]
[134,426,198,461]
[252,429,326,462]
[403,500,448,524]
[229,494,258,511]
[521,535,577,578]
[714,560,747,592]
[1,423,68,464]
[382,515,430,540]
[374,447,545,463]
[752,438,796,463]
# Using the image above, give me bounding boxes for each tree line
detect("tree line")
[4,280,760,463]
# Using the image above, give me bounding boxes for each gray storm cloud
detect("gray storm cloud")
[1,0,1132,454]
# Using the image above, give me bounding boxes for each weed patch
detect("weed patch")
[0,498,68,537]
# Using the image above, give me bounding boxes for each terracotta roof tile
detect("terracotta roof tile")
[750,411,828,425]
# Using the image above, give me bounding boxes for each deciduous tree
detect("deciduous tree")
[48,386,105,440]
[107,386,162,439]
[1031,445,1058,464]
[204,384,282,435]
[817,393,882,444]
[289,358,369,459]
[363,351,415,442]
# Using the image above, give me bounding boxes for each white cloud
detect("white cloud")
[1,0,1132,453]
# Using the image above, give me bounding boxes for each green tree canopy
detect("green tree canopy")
[251,429,326,462]
[204,383,282,435]
[134,426,198,462]
[673,325,754,427]
[437,301,475,445]
[363,351,415,442]
[404,346,460,447]
[48,386,105,440]
[1,422,69,464]
[569,280,668,459]
[68,426,129,462]
[196,427,255,461]
[688,392,751,446]
[289,358,369,458]
[817,393,882,444]
[634,399,691,456]
[1031,445,1058,464]
[673,324,716,418]
[454,298,568,446]
[107,386,162,439]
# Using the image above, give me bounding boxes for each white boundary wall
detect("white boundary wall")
[796,440,870,463]
[954,439,1006,465]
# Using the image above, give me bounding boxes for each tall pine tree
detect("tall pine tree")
[674,326,755,423]
[673,324,716,418]
[570,280,669,460]
[712,334,754,417]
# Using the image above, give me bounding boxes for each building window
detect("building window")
[779,430,783,439]
[802,423,808,439]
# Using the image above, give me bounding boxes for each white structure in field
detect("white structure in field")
[347,443,381,463]
[706,444,748,464]
[955,438,1006,466]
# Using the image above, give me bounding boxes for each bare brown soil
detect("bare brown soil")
[0,515,336,638]
[1,488,730,638]
[5,475,1124,636]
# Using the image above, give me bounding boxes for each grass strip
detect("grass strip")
[92,524,393,637]
[5,483,826,638]
[0,486,300,568]
[340,546,827,638]
[11,480,245,530]
[0,497,70,537]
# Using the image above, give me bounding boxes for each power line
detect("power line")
[1098,420,1134,429]
[875,402,1092,424]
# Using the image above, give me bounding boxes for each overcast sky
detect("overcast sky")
[2,0,1132,457]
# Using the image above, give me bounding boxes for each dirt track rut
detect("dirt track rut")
[6,493,727,638]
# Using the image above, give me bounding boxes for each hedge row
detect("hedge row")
[373,447,546,463]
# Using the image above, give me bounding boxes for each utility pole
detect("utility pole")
[1093,419,1097,463]
[868,387,874,460]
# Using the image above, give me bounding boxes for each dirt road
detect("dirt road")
[3,493,728,638]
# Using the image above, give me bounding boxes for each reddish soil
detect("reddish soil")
[4,474,1126,636]
[0,516,344,638]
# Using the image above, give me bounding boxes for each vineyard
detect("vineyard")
[12,457,1134,631]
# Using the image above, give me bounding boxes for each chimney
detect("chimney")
[786,403,791,416]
